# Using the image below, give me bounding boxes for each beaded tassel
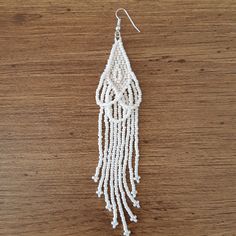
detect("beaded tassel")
[92,9,142,236]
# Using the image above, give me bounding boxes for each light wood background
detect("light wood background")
[0,1,236,236]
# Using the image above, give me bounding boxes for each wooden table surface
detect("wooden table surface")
[0,1,236,236]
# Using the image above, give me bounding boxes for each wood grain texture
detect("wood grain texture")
[0,1,236,235]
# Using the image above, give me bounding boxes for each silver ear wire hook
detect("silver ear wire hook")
[115,8,140,32]
[115,8,140,40]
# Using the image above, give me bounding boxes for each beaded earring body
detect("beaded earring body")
[92,9,142,236]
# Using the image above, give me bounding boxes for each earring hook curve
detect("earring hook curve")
[115,8,140,33]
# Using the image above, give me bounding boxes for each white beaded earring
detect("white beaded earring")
[92,8,142,236]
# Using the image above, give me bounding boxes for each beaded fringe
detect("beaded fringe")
[92,38,142,236]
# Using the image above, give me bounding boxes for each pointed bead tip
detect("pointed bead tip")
[134,176,141,183]
[130,215,137,223]
[111,220,118,228]
[96,190,103,197]
[123,230,131,236]
[105,204,112,212]
[133,200,140,208]
[92,176,98,182]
